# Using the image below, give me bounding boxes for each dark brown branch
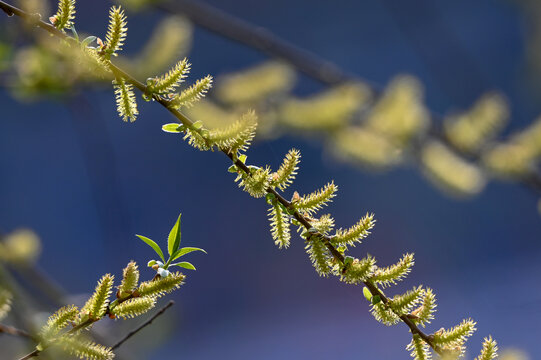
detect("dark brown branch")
[111,300,174,351]
[0,1,445,355]
[154,0,355,87]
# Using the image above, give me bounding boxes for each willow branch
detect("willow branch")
[0,323,36,341]
[152,0,541,196]
[0,1,444,355]
[18,349,39,360]
[153,0,354,87]
[111,300,174,351]
[12,267,156,360]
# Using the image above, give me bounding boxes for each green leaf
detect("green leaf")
[70,26,79,41]
[81,36,96,47]
[265,193,276,204]
[168,214,182,256]
[171,261,196,270]
[239,154,247,164]
[371,295,381,305]
[136,235,165,262]
[162,123,183,133]
[192,121,203,129]
[363,287,372,301]
[228,164,238,173]
[170,247,207,262]
[147,260,157,267]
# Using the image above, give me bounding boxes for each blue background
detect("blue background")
[1,0,540,358]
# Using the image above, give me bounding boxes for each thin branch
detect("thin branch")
[154,0,354,87]
[0,1,452,355]
[111,300,174,351]
[152,0,541,197]
[13,276,149,360]
[14,266,69,308]
[9,264,130,360]
[18,349,39,360]
[0,323,36,341]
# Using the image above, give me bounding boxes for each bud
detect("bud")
[157,268,170,278]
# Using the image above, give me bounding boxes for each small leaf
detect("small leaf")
[147,260,157,267]
[170,247,207,262]
[171,262,196,270]
[81,36,96,47]
[70,26,78,41]
[192,121,203,129]
[162,123,183,133]
[168,214,182,256]
[265,193,276,204]
[371,295,381,305]
[239,154,247,163]
[136,235,165,262]
[363,287,373,301]
[228,165,238,173]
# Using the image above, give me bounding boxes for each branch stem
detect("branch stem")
[18,350,39,360]
[0,323,36,340]
[0,1,441,355]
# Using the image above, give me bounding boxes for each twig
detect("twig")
[0,0,452,355]
[0,323,36,341]
[14,266,69,308]
[153,0,541,197]
[18,349,39,360]
[13,275,150,360]
[154,0,355,87]
[111,300,174,351]
[10,265,130,360]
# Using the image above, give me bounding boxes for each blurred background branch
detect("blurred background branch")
[1,0,540,359]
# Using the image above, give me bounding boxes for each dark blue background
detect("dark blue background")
[1,0,540,358]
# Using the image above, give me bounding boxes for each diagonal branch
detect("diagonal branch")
[0,323,36,341]
[154,0,354,87]
[0,0,450,355]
